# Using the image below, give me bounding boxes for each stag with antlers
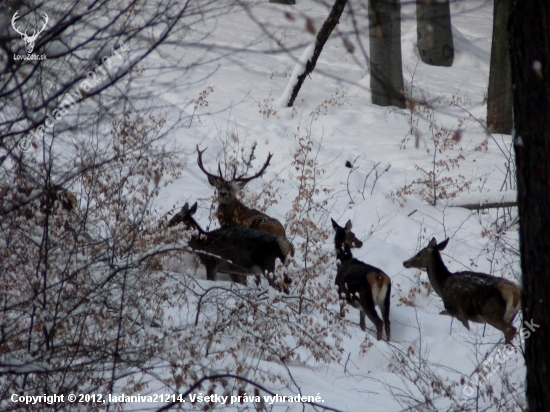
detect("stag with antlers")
[196,145,293,291]
[12,11,49,54]
[197,145,287,237]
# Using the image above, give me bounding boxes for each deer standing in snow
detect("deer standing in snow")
[197,145,294,290]
[403,238,521,344]
[168,202,293,290]
[196,145,287,237]
[332,218,392,341]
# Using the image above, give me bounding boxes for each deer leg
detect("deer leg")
[362,307,384,340]
[359,310,366,332]
[458,316,470,331]
[205,264,220,281]
[485,317,517,344]
[380,305,391,342]
[230,273,247,285]
[282,273,292,295]
[441,309,470,331]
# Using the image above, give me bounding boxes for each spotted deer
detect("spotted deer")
[332,218,392,341]
[403,238,521,344]
[168,202,293,292]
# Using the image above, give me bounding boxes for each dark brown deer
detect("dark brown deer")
[168,202,293,291]
[403,238,521,344]
[332,218,392,341]
[196,145,287,237]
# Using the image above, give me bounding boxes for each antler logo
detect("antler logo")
[11,11,49,54]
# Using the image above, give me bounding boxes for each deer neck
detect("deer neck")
[217,199,257,227]
[426,251,451,297]
[336,244,353,262]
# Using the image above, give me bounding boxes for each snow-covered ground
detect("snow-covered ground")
[125,0,525,410]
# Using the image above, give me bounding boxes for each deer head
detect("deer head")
[12,11,49,54]
[196,145,273,207]
[403,237,449,270]
[331,218,363,251]
[168,202,200,230]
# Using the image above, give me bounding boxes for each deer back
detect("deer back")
[443,272,521,323]
[169,202,292,278]
[189,227,290,274]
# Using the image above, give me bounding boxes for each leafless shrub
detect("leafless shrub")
[391,93,484,206]
[0,111,184,410]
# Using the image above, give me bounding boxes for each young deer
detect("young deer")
[197,145,287,237]
[403,238,521,344]
[332,218,392,341]
[169,202,293,291]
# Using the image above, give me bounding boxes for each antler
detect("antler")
[11,11,48,41]
[197,145,224,181]
[27,13,49,42]
[197,145,273,183]
[233,152,273,183]
[11,11,25,37]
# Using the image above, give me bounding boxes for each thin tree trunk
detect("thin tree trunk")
[286,0,348,107]
[369,0,406,108]
[487,0,513,134]
[510,0,550,410]
[416,0,454,66]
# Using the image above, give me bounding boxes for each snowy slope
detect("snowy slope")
[125,0,525,410]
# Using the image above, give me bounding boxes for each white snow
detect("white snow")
[95,0,525,410]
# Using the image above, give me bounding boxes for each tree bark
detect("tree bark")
[416,0,454,67]
[487,0,513,134]
[369,0,406,108]
[510,0,550,410]
[286,0,348,107]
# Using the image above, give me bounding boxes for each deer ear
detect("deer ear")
[189,202,198,215]
[232,181,248,191]
[428,238,438,250]
[207,175,220,188]
[345,220,352,231]
[438,238,450,251]
[331,218,340,231]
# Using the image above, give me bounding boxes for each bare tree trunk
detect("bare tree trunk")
[510,0,550,410]
[369,0,406,108]
[487,0,513,134]
[286,0,348,107]
[416,0,454,66]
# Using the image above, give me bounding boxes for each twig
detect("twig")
[370,164,391,195]
[361,162,380,199]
